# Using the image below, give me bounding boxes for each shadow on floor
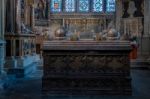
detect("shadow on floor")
[0,69,150,99]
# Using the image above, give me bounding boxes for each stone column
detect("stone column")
[0,0,6,74]
[116,0,123,33]
[4,0,18,70]
[24,1,28,25]
[31,5,35,30]
[16,0,22,34]
[144,0,149,36]
[0,0,6,38]
[24,0,33,27]
[144,0,150,63]
[5,0,17,33]
[143,0,150,56]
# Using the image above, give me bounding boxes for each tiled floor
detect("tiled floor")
[0,69,150,99]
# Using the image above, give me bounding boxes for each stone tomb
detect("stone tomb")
[42,40,132,95]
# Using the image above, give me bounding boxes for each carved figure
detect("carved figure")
[36,0,47,19]
[127,1,137,18]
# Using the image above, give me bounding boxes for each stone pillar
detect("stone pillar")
[5,0,18,71]
[0,0,6,38]
[31,4,35,30]
[24,0,30,25]
[116,0,123,33]
[0,0,6,74]
[5,0,17,33]
[144,0,149,36]
[144,0,150,63]
[143,0,150,56]
[16,0,22,34]
[0,0,7,90]
[24,0,34,27]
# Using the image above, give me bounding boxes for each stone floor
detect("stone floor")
[0,68,150,99]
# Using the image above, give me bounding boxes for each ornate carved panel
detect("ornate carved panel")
[44,53,129,75]
[42,41,132,95]
[123,17,143,37]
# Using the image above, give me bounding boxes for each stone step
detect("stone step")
[131,59,150,69]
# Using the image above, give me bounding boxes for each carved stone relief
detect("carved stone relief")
[44,53,129,74]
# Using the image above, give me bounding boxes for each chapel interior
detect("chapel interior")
[0,0,150,98]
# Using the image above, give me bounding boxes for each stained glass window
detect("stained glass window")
[65,0,75,12]
[93,0,103,12]
[79,0,89,12]
[50,0,115,13]
[106,0,116,12]
[51,0,62,12]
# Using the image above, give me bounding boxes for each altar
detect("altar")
[42,40,132,95]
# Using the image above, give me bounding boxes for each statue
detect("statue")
[36,0,47,19]
[127,1,137,18]
[21,22,33,33]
